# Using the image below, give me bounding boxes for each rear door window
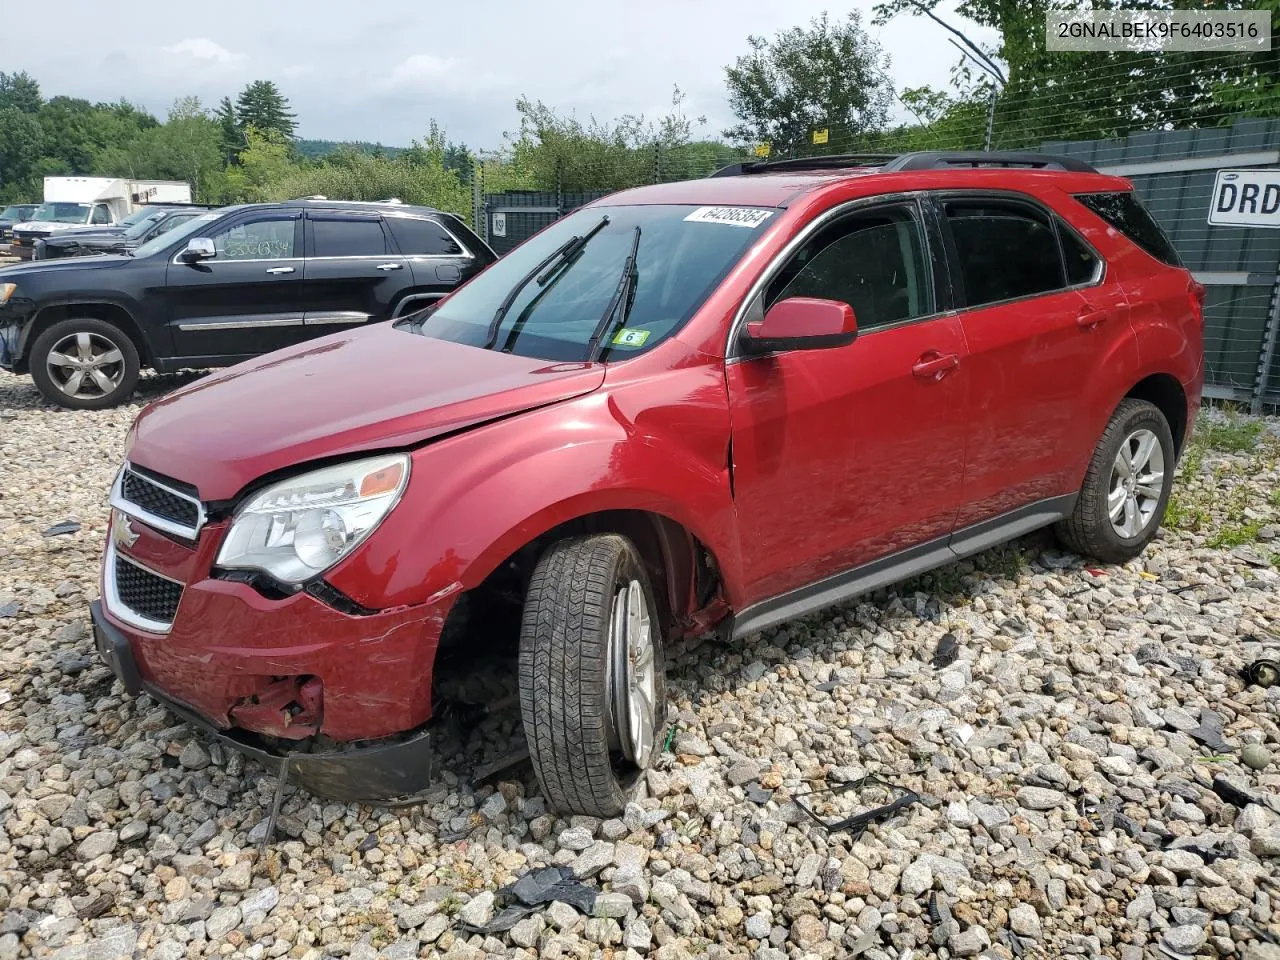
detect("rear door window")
[1074,191,1182,267]
[943,200,1066,307]
[311,216,389,257]
[1060,225,1102,286]
[386,216,465,256]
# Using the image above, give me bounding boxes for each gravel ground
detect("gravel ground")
[3,368,1280,960]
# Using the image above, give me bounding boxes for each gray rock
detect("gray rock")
[419,915,449,943]
[572,841,615,878]
[178,741,211,770]
[76,831,118,861]
[240,885,279,915]
[49,926,138,960]
[949,926,991,957]
[558,826,595,851]
[509,916,543,948]
[900,858,932,895]
[1016,786,1066,811]
[746,914,772,940]
[623,917,652,951]
[205,905,241,940]
[1164,924,1207,954]
[1008,904,1042,939]
[457,891,495,928]
[593,893,633,919]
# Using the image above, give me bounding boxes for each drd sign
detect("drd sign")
[1209,169,1280,228]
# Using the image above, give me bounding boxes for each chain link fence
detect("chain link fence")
[465,52,1280,407]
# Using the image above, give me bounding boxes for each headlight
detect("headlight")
[0,283,15,304]
[216,454,409,585]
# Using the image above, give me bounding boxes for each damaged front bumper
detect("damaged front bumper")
[90,600,438,803]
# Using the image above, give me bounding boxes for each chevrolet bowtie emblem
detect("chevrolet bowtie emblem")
[111,511,140,549]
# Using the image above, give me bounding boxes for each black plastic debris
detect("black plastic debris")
[1244,659,1280,688]
[459,866,598,935]
[814,679,840,693]
[792,774,920,838]
[42,520,81,537]
[932,633,960,669]
[1213,775,1262,809]
[1187,709,1229,753]
[357,832,379,853]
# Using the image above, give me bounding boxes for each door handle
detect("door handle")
[265,266,295,275]
[376,262,403,271]
[912,352,960,380]
[1076,305,1106,328]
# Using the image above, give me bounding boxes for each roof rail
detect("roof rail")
[710,154,897,178]
[882,151,1098,173]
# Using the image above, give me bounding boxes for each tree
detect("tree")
[0,71,41,113]
[95,98,225,202]
[235,81,297,141]
[872,0,1280,146]
[722,11,893,153]
[214,96,242,163]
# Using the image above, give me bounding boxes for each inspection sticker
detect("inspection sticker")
[611,328,651,348]
[683,206,774,229]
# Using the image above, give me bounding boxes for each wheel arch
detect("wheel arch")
[1124,372,1188,458]
[25,301,152,369]
[470,508,724,639]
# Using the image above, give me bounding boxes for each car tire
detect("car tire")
[29,317,140,410]
[518,534,666,817]
[1055,398,1176,563]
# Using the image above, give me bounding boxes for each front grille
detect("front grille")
[114,553,183,625]
[121,469,201,530]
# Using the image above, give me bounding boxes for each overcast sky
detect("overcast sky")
[7,0,999,150]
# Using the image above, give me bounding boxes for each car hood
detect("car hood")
[127,323,607,501]
[15,222,85,236]
[0,254,131,278]
[46,227,127,242]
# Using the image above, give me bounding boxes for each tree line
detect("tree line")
[1,2,1276,219]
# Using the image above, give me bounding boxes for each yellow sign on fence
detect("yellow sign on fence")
[754,142,771,158]
[813,128,829,145]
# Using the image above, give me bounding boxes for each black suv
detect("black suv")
[34,205,216,261]
[0,200,496,408]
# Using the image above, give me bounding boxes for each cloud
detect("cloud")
[384,53,464,87]
[162,38,246,64]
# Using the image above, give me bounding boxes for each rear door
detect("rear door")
[726,199,970,604]
[301,212,411,328]
[934,193,1130,533]
[166,210,306,362]
[383,214,483,316]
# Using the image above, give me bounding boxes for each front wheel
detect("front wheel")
[518,535,666,817]
[1055,398,1176,563]
[29,318,140,410]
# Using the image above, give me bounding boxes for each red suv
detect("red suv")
[90,151,1204,816]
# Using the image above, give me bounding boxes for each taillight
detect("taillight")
[1188,277,1205,326]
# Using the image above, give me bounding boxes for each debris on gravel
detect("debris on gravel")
[4,375,1280,958]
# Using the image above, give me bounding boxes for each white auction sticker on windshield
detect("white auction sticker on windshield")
[683,206,774,228]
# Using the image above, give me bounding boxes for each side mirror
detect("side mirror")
[741,297,858,354]
[181,238,216,262]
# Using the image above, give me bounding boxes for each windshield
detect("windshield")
[119,207,158,228]
[33,202,92,224]
[123,211,169,239]
[0,205,34,221]
[414,204,772,362]
[132,211,219,258]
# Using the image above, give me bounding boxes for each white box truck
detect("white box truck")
[9,177,193,259]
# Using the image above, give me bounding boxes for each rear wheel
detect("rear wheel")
[518,535,666,817]
[30,318,140,410]
[1055,398,1175,563]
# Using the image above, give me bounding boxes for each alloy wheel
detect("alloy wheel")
[1108,427,1165,539]
[45,331,126,400]
[606,579,657,765]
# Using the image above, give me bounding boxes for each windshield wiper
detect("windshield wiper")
[586,225,641,362]
[482,214,610,349]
